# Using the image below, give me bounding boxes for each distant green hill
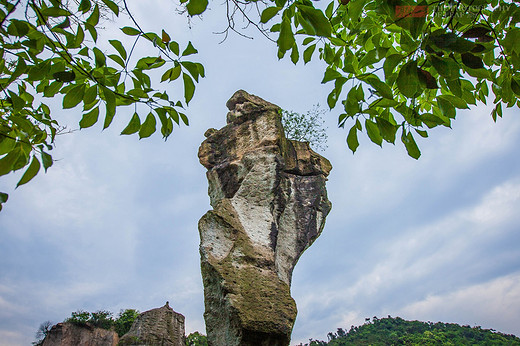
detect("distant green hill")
[300,316,520,346]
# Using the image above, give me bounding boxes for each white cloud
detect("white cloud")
[0,285,26,317]
[397,271,520,335]
[0,330,27,346]
[431,105,520,166]
[469,179,520,225]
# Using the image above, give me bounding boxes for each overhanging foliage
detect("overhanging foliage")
[1,0,519,210]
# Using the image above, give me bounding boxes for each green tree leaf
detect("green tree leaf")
[182,42,198,56]
[420,113,449,128]
[461,53,484,69]
[79,106,100,129]
[376,117,397,143]
[16,156,40,187]
[170,65,182,81]
[86,4,100,26]
[0,137,16,156]
[181,61,201,81]
[63,84,86,109]
[511,78,520,97]
[103,88,117,129]
[346,122,360,153]
[179,112,189,126]
[121,26,140,36]
[42,7,70,17]
[261,7,281,23]
[383,54,403,79]
[186,0,209,16]
[9,91,26,112]
[83,85,98,106]
[53,70,76,83]
[78,0,92,13]
[322,68,343,83]
[183,73,195,104]
[41,152,53,172]
[401,130,421,159]
[348,0,368,22]
[278,18,295,54]
[93,47,106,68]
[8,20,29,36]
[429,55,460,79]
[397,61,423,98]
[297,5,332,37]
[100,0,119,15]
[437,96,456,118]
[438,94,469,109]
[83,22,97,41]
[360,74,394,99]
[365,119,382,146]
[303,44,316,64]
[121,113,141,135]
[109,40,127,60]
[0,148,21,177]
[169,41,180,55]
[139,113,157,139]
[108,54,125,67]
[290,44,299,64]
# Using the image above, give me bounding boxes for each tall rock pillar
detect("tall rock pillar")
[198,90,332,346]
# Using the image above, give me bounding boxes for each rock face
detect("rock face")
[41,322,118,346]
[198,90,332,345]
[118,302,185,346]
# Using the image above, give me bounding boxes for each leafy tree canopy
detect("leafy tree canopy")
[0,0,201,210]
[300,316,520,345]
[1,0,519,209]
[63,308,139,336]
[281,105,328,152]
[186,331,208,346]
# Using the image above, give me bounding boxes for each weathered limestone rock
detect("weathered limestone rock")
[41,322,118,346]
[198,90,332,345]
[118,302,185,346]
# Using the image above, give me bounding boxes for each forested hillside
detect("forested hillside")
[299,316,520,346]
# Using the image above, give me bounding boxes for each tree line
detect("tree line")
[300,316,520,345]
[34,313,520,345]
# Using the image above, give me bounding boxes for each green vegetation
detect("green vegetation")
[186,331,208,346]
[299,316,520,345]
[0,0,201,210]
[2,0,520,210]
[64,309,139,337]
[281,106,328,152]
[2,0,520,209]
[35,315,520,345]
[113,309,140,338]
[257,0,520,160]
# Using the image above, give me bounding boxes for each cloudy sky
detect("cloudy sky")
[1,1,520,345]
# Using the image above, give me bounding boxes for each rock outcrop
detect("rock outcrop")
[41,322,118,346]
[198,90,332,345]
[118,302,185,346]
